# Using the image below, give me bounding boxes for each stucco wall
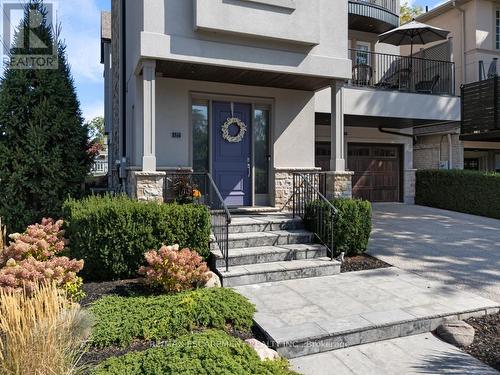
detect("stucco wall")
[414,0,500,92]
[315,86,461,121]
[133,0,351,81]
[129,77,315,170]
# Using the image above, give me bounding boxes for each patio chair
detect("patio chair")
[415,74,440,94]
[352,64,373,86]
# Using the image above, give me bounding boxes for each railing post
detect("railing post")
[292,174,296,218]
[330,211,336,261]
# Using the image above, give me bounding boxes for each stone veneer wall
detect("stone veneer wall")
[274,168,321,209]
[325,171,353,200]
[128,171,166,202]
[404,169,416,204]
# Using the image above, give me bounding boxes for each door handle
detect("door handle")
[247,163,251,178]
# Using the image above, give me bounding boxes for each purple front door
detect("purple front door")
[212,101,252,206]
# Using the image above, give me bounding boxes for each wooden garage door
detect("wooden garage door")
[347,144,402,202]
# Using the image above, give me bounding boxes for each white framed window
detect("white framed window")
[355,42,371,66]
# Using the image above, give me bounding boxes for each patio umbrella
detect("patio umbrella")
[378,20,450,59]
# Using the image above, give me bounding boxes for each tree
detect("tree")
[400,1,424,25]
[86,116,105,145]
[0,0,92,232]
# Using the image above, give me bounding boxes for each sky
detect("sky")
[3,0,446,124]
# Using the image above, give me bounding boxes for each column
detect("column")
[130,60,165,202]
[326,80,353,199]
[142,60,156,171]
[330,80,346,171]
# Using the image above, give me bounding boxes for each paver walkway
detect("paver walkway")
[290,333,499,375]
[368,203,500,302]
[234,268,499,358]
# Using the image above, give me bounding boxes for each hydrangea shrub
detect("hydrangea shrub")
[0,218,66,266]
[0,218,85,301]
[139,245,210,293]
[0,257,84,300]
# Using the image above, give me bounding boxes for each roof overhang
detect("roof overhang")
[100,11,111,64]
[316,113,446,129]
[155,60,333,91]
[416,0,470,23]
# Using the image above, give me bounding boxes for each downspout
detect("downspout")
[121,0,127,158]
[378,127,416,145]
[453,1,466,85]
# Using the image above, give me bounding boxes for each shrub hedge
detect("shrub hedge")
[90,288,256,348]
[91,330,298,375]
[416,169,500,219]
[305,198,372,257]
[62,195,211,281]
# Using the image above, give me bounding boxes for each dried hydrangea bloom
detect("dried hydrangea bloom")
[139,244,209,293]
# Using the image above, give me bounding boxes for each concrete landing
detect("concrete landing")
[234,268,500,358]
[290,333,499,375]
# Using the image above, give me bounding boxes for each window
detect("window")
[497,10,500,50]
[254,108,270,194]
[192,100,209,172]
[355,42,371,66]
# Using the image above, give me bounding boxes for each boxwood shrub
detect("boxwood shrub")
[90,288,256,348]
[62,195,211,281]
[416,169,500,219]
[91,330,298,375]
[305,198,372,257]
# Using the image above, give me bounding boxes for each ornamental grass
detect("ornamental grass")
[0,283,92,375]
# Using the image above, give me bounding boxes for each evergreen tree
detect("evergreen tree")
[0,0,91,232]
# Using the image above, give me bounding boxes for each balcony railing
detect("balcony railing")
[355,0,398,15]
[91,159,108,175]
[348,49,455,96]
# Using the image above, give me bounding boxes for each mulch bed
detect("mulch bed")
[341,254,392,273]
[81,279,151,307]
[463,313,500,371]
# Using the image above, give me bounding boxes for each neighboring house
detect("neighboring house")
[101,0,460,206]
[90,141,109,177]
[410,0,500,172]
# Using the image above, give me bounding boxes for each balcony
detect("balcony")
[348,49,455,96]
[348,0,399,34]
[461,77,500,141]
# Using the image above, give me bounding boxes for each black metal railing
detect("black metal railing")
[349,49,455,95]
[164,172,231,271]
[292,173,338,261]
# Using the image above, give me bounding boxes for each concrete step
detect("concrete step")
[218,257,340,287]
[234,268,500,359]
[225,230,315,250]
[215,244,328,268]
[228,215,304,234]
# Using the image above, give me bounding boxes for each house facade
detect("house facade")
[411,0,500,172]
[101,0,460,207]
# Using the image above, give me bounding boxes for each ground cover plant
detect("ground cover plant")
[89,287,255,348]
[63,195,211,281]
[91,329,298,375]
[0,283,92,375]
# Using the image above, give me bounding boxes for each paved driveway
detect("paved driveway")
[368,203,500,302]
